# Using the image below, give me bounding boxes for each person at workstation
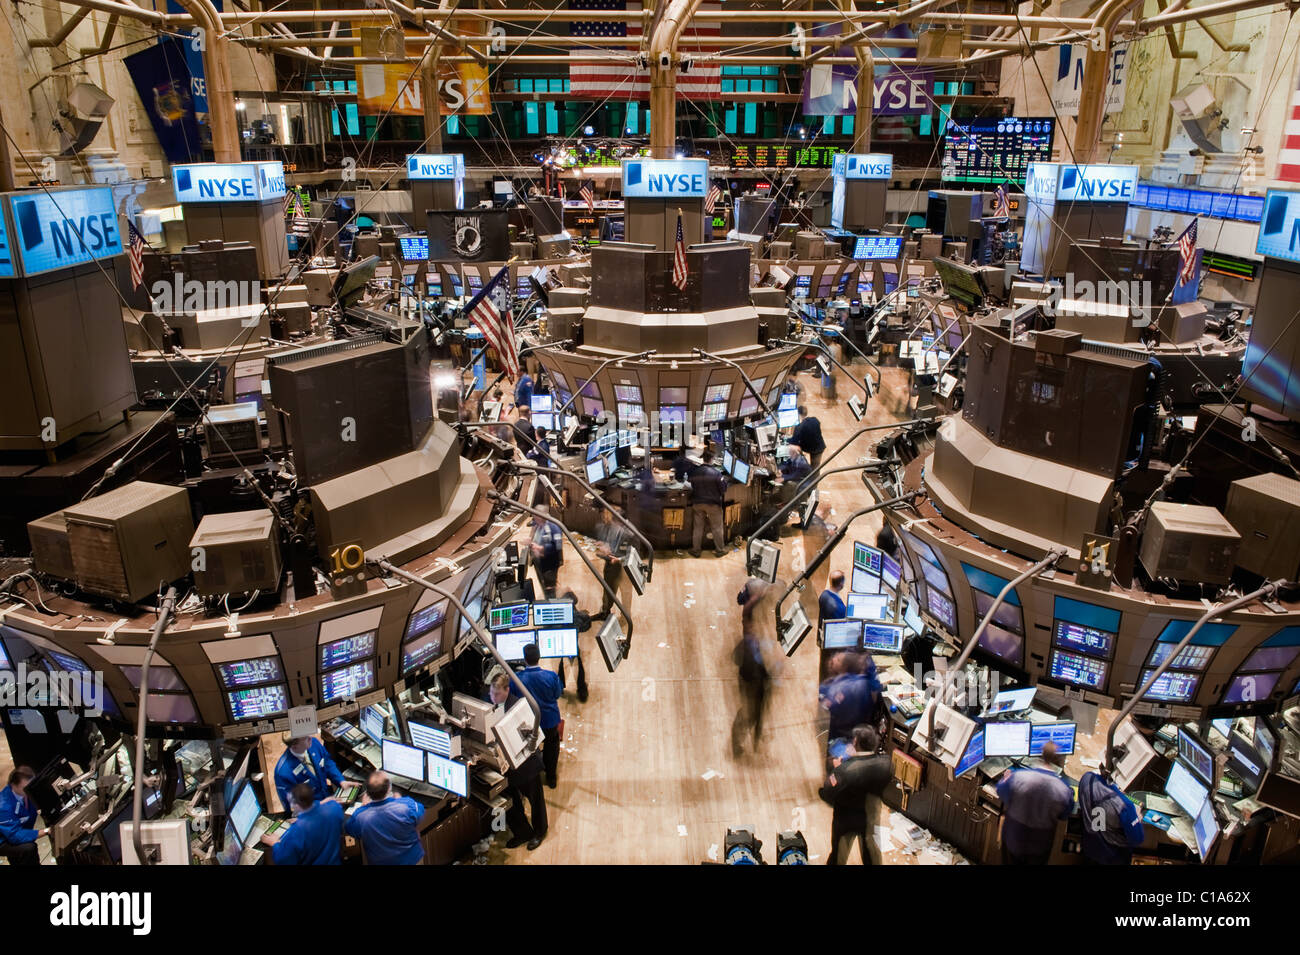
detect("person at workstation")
[264,782,344,866]
[505,745,548,851]
[593,505,629,619]
[514,372,534,411]
[819,725,893,864]
[527,425,554,470]
[274,734,344,813]
[512,407,535,448]
[530,504,564,599]
[672,447,698,483]
[791,407,826,469]
[819,653,873,751]
[487,668,511,706]
[997,742,1075,865]
[818,570,847,629]
[0,766,47,865]
[780,444,812,483]
[689,449,729,558]
[346,771,425,865]
[1077,769,1145,865]
[512,643,564,789]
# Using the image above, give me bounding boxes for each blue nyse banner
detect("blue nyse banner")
[1055,163,1138,202]
[407,154,466,180]
[1257,189,1300,264]
[832,153,894,180]
[172,161,287,203]
[621,158,709,199]
[5,187,122,277]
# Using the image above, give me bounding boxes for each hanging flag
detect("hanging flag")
[1280,67,1300,182]
[579,179,596,211]
[284,188,307,218]
[127,220,147,291]
[993,183,1011,218]
[569,0,721,100]
[705,180,723,215]
[1176,218,1198,285]
[465,263,519,379]
[672,212,688,291]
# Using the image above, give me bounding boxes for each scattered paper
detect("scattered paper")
[677,825,688,837]
[701,768,723,781]
[873,826,895,852]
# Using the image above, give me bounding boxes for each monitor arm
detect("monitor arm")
[691,348,775,420]
[131,586,178,866]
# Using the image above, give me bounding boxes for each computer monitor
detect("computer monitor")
[229,782,260,847]
[753,422,777,452]
[1193,798,1219,859]
[532,600,574,627]
[731,458,751,485]
[903,599,924,637]
[452,692,503,739]
[955,727,985,777]
[624,547,647,596]
[853,235,905,261]
[408,719,456,757]
[320,661,375,704]
[880,553,901,591]
[382,739,427,781]
[779,601,812,656]
[1255,719,1277,768]
[1140,669,1199,703]
[851,567,882,595]
[911,700,977,767]
[495,630,538,662]
[488,602,530,632]
[426,753,469,797]
[585,458,607,483]
[861,623,905,654]
[798,489,819,530]
[846,593,891,622]
[821,619,863,651]
[1049,649,1108,690]
[492,698,540,770]
[399,234,429,261]
[777,408,799,429]
[1177,727,1215,786]
[987,687,1036,716]
[595,614,626,672]
[1228,733,1265,790]
[534,627,579,658]
[1166,759,1209,817]
[360,705,385,744]
[984,720,1032,757]
[853,543,883,574]
[1029,722,1077,756]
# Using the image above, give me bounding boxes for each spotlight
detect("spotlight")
[777,830,809,865]
[724,827,763,865]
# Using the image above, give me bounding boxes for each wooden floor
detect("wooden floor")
[486,358,940,864]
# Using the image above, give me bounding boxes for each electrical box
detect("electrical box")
[1139,502,1241,587]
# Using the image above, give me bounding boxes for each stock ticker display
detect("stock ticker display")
[941,117,1055,185]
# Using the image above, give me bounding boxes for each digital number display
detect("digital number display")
[320,632,376,670]
[227,684,289,721]
[218,657,283,689]
[941,117,1054,185]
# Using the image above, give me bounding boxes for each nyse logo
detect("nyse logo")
[260,166,286,196]
[408,156,459,178]
[1058,165,1136,201]
[845,155,892,179]
[624,161,703,195]
[12,197,119,268]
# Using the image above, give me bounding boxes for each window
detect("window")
[962,563,1024,668]
[1222,626,1300,705]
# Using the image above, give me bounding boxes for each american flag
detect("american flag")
[672,212,688,291]
[705,180,723,215]
[1176,218,1198,285]
[127,220,146,291]
[579,179,595,211]
[993,183,1011,218]
[284,189,307,218]
[465,263,519,379]
[569,0,721,100]
[1278,69,1300,182]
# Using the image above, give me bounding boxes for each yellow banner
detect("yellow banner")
[354,26,491,116]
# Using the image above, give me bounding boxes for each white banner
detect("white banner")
[1051,44,1128,118]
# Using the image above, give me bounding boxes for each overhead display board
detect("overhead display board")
[941,117,1055,186]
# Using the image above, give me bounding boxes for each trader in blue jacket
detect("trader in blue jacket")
[265,782,344,865]
[512,643,564,790]
[274,734,344,812]
[0,766,46,865]
[345,771,425,865]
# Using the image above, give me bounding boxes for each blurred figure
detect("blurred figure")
[557,589,591,703]
[997,742,1074,865]
[820,652,873,752]
[530,505,563,599]
[780,444,812,483]
[527,426,554,469]
[801,501,836,587]
[876,522,898,559]
[514,372,534,410]
[818,570,847,629]
[1078,769,1145,865]
[819,724,892,865]
[593,506,631,619]
[731,580,772,757]
[791,407,826,469]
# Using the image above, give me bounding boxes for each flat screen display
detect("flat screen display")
[426,752,469,797]
[217,657,283,690]
[852,567,882,595]
[926,590,956,630]
[226,684,289,721]
[853,235,905,260]
[319,632,375,670]
[955,727,985,777]
[1029,722,1076,756]
[381,739,426,781]
[941,117,1055,186]
[320,661,375,704]
[489,602,531,632]
[1049,649,1108,690]
[1166,759,1209,817]
[984,721,1031,757]
[846,593,891,621]
[402,629,444,673]
[533,601,574,626]
[822,619,863,650]
[853,543,883,574]
[1140,669,1199,703]
[1053,621,1114,659]
[861,623,905,653]
[1178,727,1215,784]
[229,783,261,846]
[495,630,537,661]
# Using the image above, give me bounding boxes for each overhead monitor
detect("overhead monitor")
[1140,669,1199,704]
[1053,621,1115,659]
[853,235,905,260]
[861,623,905,654]
[984,720,1032,757]
[489,602,531,632]
[846,593,891,622]
[595,615,626,673]
[911,700,977,768]
[381,739,426,781]
[955,727,985,777]
[425,753,469,797]
[398,234,429,261]
[217,656,284,689]
[1028,722,1076,756]
[1177,727,1215,785]
[319,632,376,670]
[1193,798,1219,859]
[320,661,375,704]
[1049,649,1108,690]
[1166,759,1209,818]
[821,619,863,651]
[940,117,1055,186]
[226,685,288,722]
[492,698,540,770]
[779,601,812,656]
[987,687,1036,716]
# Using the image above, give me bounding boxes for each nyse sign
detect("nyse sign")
[173,161,288,204]
[1055,164,1139,203]
[1257,189,1300,264]
[407,154,466,181]
[832,152,894,180]
[621,158,709,199]
[5,187,122,277]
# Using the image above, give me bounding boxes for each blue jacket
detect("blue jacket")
[1078,771,1145,864]
[346,796,425,865]
[781,454,812,482]
[274,739,344,811]
[515,376,534,408]
[820,673,873,742]
[513,666,563,729]
[997,767,1074,859]
[272,800,344,866]
[792,417,826,455]
[818,589,847,628]
[532,521,564,571]
[0,786,39,845]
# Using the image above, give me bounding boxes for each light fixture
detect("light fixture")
[235,101,246,111]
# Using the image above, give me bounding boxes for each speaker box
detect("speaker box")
[64,482,195,603]
[1225,473,1300,581]
[537,235,571,259]
[28,510,74,581]
[203,402,260,456]
[190,509,282,597]
[794,231,825,260]
[1139,502,1241,587]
